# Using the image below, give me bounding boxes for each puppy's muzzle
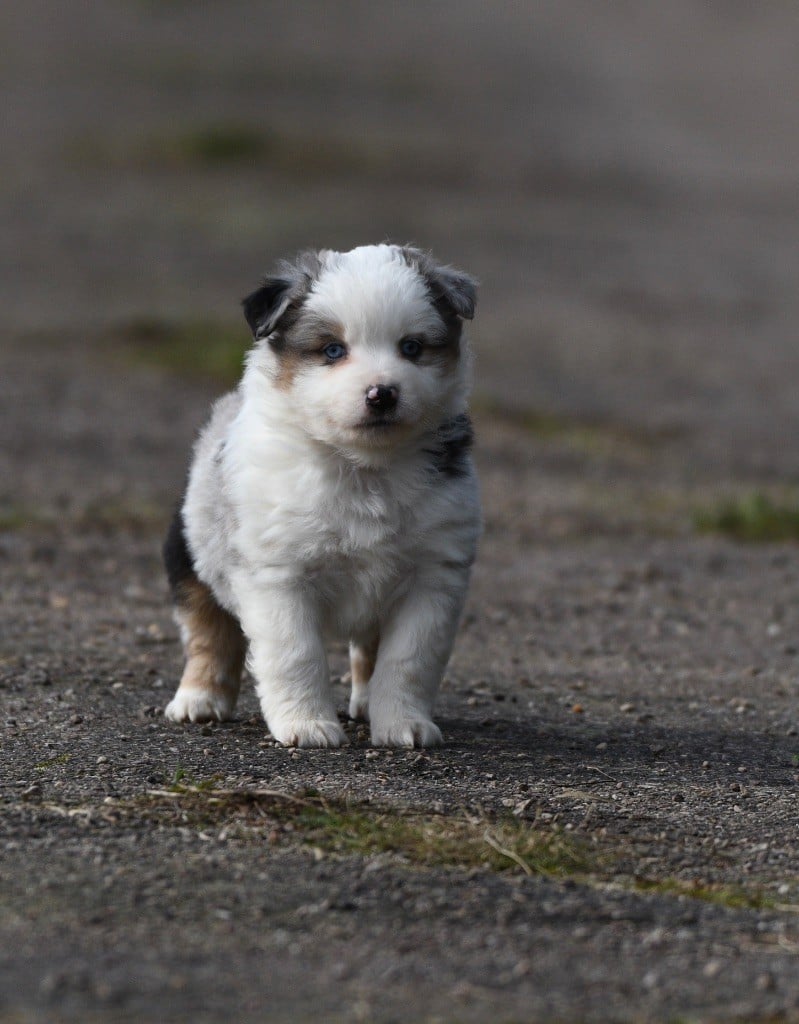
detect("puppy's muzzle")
[365,384,399,414]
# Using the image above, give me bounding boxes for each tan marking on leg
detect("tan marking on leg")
[348,634,379,721]
[351,643,377,687]
[166,578,246,723]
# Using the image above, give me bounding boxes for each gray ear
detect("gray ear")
[403,247,477,320]
[241,252,322,339]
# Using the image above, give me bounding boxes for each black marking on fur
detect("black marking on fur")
[424,414,474,478]
[163,504,196,600]
[431,299,464,353]
[242,278,293,338]
[242,251,323,339]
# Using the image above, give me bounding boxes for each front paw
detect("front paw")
[370,715,443,749]
[270,718,347,749]
[165,688,233,723]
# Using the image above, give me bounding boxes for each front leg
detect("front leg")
[368,566,470,748]
[237,578,345,748]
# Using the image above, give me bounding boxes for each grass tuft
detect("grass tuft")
[694,493,799,543]
[133,786,594,877]
[290,801,592,876]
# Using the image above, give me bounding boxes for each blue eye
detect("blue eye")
[322,341,347,362]
[400,336,423,359]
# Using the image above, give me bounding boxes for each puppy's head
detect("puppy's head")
[242,245,476,460]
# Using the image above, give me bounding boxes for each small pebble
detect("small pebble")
[619,703,636,714]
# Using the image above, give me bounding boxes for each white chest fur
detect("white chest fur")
[225,423,474,633]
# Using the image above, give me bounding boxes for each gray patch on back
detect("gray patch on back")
[182,390,242,615]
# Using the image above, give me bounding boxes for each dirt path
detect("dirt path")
[4,333,799,1022]
[3,4,799,1022]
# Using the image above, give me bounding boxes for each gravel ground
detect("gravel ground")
[3,4,799,1022]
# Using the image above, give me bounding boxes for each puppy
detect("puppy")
[163,244,480,747]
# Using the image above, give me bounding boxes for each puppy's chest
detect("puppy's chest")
[243,459,428,566]
[301,479,417,566]
[309,487,424,629]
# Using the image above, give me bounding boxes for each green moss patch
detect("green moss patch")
[471,397,673,460]
[132,785,595,877]
[117,317,249,386]
[0,504,34,532]
[634,876,777,912]
[694,493,799,543]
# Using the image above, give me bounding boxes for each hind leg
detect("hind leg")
[348,632,379,721]
[165,578,246,723]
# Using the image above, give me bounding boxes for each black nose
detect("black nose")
[365,384,399,413]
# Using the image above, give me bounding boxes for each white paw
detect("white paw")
[165,688,233,724]
[348,686,369,722]
[270,718,347,749]
[370,715,443,749]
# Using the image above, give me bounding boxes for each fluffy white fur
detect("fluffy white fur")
[164,244,481,747]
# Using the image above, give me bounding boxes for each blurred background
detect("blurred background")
[3,1,799,519]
